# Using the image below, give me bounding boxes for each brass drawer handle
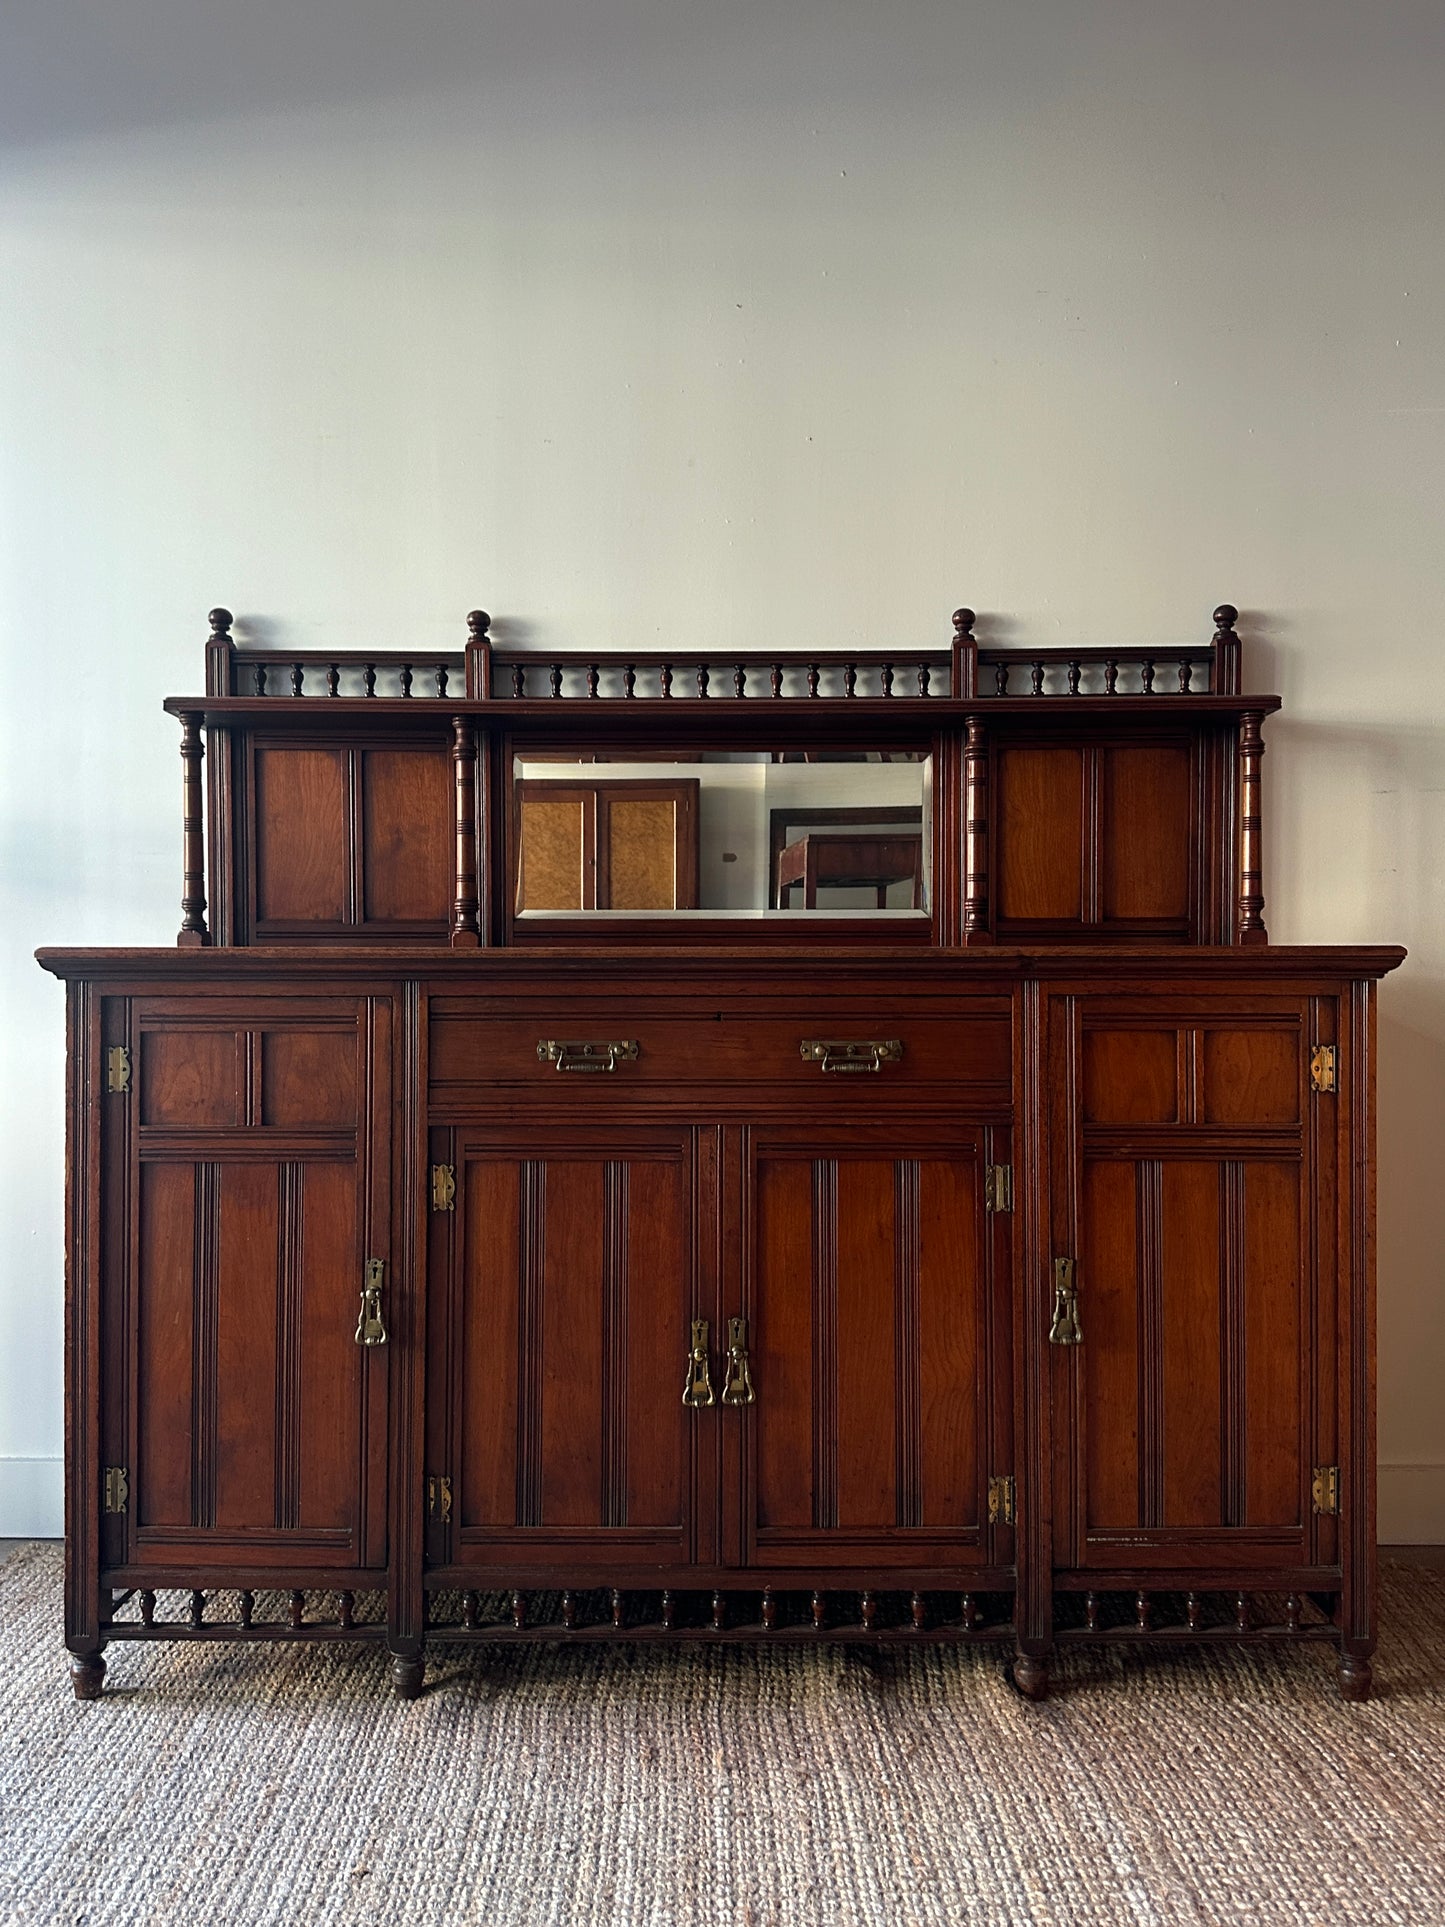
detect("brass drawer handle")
[1048,1257,1082,1346]
[536,1039,640,1074]
[721,1316,756,1406]
[355,1258,388,1347]
[799,1039,903,1074]
[682,1319,715,1408]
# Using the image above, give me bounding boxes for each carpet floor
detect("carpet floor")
[1,1547,1442,1926]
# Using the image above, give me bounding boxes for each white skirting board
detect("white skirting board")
[2,1457,1442,1545]
[0,1459,63,1538]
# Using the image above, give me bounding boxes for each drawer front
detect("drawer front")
[429,995,1013,1103]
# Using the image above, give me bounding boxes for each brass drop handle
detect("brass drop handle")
[355,1258,388,1347]
[799,1039,903,1074]
[1048,1257,1083,1346]
[536,1039,640,1073]
[681,1319,715,1408]
[721,1316,756,1406]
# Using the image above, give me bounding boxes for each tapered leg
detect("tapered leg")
[69,1651,106,1700]
[391,1651,425,1700]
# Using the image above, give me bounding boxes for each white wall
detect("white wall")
[2,0,1442,1537]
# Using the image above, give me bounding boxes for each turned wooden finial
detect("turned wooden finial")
[208,607,233,636]
[464,610,492,700]
[467,610,491,639]
[1211,602,1241,694]
[953,608,976,638]
[951,607,978,697]
[1212,603,1238,635]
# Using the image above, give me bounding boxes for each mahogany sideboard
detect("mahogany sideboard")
[38,606,1403,1702]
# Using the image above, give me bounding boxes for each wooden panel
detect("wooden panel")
[254,748,348,923]
[261,1028,357,1128]
[540,1163,605,1526]
[461,1161,521,1528]
[1081,1161,1141,1531]
[1082,1029,1178,1124]
[361,748,451,923]
[1243,1161,1302,1525]
[835,1161,897,1527]
[517,795,586,911]
[754,1159,815,1530]
[136,1162,196,1527]
[1160,1162,1223,1527]
[297,1161,360,1530]
[139,1030,237,1129]
[996,747,1083,921]
[918,1158,978,1528]
[214,1162,279,1530]
[1202,1028,1300,1126]
[1100,745,1191,921]
[623,1160,686,1526]
[606,798,681,910]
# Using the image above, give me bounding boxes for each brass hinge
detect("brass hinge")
[427,1475,452,1523]
[987,1473,1016,1526]
[430,1163,456,1212]
[1309,1044,1338,1094]
[102,1466,129,1514]
[985,1164,1013,1213]
[106,1047,131,1094]
[1312,1465,1341,1515]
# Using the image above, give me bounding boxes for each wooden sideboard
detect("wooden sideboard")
[38,606,1403,1702]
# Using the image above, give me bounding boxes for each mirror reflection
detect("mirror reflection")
[513,751,931,917]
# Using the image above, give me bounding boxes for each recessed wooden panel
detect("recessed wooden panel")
[1100,745,1191,921]
[214,1162,279,1530]
[607,798,680,911]
[623,1160,686,1527]
[755,1159,816,1531]
[462,1161,522,1529]
[361,748,451,923]
[139,1030,237,1128]
[918,1159,979,1528]
[1161,1162,1224,1527]
[255,748,348,923]
[137,1162,196,1527]
[996,747,1084,921]
[261,1028,358,1129]
[1082,1029,1178,1124]
[540,1163,606,1526]
[297,1161,361,1530]
[1201,1029,1300,1126]
[835,1161,898,1528]
[518,796,585,911]
[1082,1160,1141,1531]
[1244,1161,1302,1526]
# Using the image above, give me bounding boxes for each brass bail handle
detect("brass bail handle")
[721,1315,757,1406]
[681,1319,715,1408]
[1048,1257,1082,1347]
[355,1258,388,1347]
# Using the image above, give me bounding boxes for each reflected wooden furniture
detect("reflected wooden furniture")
[777,830,923,908]
[40,602,1402,1706]
[515,778,698,912]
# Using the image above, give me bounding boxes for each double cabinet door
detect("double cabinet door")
[101,994,392,1579]
[423,1118,1013,1585]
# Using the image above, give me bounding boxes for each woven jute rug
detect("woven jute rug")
[1,1547,1442,1926]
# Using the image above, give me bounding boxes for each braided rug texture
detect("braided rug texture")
[1,1547,1442,1927]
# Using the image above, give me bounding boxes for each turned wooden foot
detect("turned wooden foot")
[391,1653,425,1700]
[69,1652,106,1700]
[1338,1654,1373,1702]
[1011,1652,1050,1701]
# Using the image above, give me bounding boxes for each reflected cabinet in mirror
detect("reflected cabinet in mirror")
[512,750,932,919]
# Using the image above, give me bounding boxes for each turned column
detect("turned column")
[450,715,481,946]
[962,713,992,943]
[1236,709,1268,945]
[176,709,208,947]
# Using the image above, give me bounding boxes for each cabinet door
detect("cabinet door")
[114,999,391,1575]
[430,1127,697,1577]
[1049,998,1338,1576]
[734,1124,1011,1575]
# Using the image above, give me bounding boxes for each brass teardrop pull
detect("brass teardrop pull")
[1048,1257,1082,1346]
[355,1258,388,1346]
[682,1319,715,1407]
[721,1316,756,1406]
